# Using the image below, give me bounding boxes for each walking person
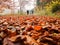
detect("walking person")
[27,10,29,15]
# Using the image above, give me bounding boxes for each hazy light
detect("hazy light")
[25,4,35,10]
[24,0,36,10]
[11,0,36,11]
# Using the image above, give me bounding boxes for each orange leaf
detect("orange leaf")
[8,35,20,42]
[8,30,16,37]
[40,21,46,26]
[34,26,42,31]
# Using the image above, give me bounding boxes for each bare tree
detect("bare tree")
[0,0,14,13]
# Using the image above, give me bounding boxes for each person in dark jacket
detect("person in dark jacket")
[27,10,29,15]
